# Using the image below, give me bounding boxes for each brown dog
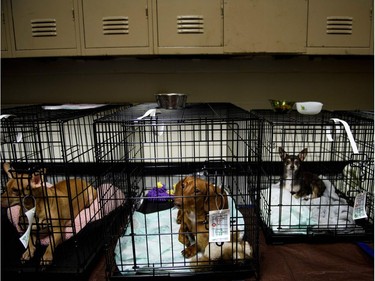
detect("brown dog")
[2,163,97,265]
[173,176,228,258]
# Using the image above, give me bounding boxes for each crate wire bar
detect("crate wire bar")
[1,104,127,164]
[251,109,373,244]
[95,103,259,164]
[333,110,374,225]
[95,103,260,279]
[1,104,129,280]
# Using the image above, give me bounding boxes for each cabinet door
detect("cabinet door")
[224,0,307,54]
[82,0,151,54]
[307,0,373,49]
[1,2,10,56]
[156,0,223,53]
[1,0,13,57]
[11,0,79,53]
[1,17,8,52]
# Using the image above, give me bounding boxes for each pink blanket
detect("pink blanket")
[7,183,125,246]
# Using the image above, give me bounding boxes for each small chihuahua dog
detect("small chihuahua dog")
[1,163,97,265]
[278,147,326,200]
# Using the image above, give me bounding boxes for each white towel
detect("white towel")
[267,176,355,233]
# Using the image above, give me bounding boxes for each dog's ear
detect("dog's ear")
[3,163,13,179]
[278,147,287,160]
[299,148,308,161]
[174,179,183,196]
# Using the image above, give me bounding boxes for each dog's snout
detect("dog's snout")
[174,198,182,209]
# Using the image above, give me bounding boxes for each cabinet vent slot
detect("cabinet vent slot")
[102,16,129,35]
[177,15,204,34]
[326,16,353,35]
[31,19,57,37]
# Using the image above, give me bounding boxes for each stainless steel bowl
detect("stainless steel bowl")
[155,93,187,109]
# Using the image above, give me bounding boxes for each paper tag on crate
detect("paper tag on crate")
[353,192,368,220]
[19,207,36,248]
[209,209,230,243]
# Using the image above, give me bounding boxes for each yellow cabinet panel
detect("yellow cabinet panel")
[11,0,78,51]
[82,0,150,50]
[1,6,9,52]
[224,0,307,54]
[156,0,223,50]
[307,0,372,48]
[1,0,13,57]
[4,0,373,57]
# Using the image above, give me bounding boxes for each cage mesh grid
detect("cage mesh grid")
[103,166,259,279]
[333,110,374,162]
[251,109,374,243]
[1,104,128,164]
[96,103,260,279]
[1,104,129,280]
[95,103,259,165]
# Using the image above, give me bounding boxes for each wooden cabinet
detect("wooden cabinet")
[306,0,373,55]
[81,0,152,55]
[9,0,81,57]
[224,0,307,54]
[1,0,373,58]
[154,0,224,54]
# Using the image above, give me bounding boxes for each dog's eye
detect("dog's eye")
[11,187,20,195]
[195,187,204,195]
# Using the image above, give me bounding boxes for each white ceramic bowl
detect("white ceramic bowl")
[295,102,323,115]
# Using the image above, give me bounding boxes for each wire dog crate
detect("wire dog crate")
[1,104,129,280]
[94,103,260,279]
[1,104,128,164]
[251,109,374,244]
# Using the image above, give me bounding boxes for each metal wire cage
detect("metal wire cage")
[251,109,374,244]
[1,104,128,164]
[95,103,260,279]
[1,104,129,280]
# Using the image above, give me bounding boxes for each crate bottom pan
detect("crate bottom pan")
[261,220,374,245]
[110,267,257,280]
